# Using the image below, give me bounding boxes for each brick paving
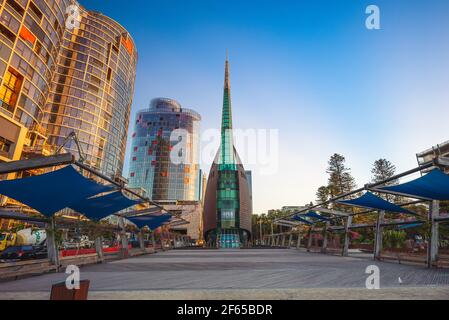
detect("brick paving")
[1,249,448,299]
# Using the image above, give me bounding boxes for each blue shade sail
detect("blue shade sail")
[303,211,331,221]
[292,215,314,225]
[379,169,449,201]
[337,192,414,215]
[0,165,112,217]
[128,214,172,230]
[70,191,141,221]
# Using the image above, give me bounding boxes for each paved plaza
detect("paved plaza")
[1,249,449,299]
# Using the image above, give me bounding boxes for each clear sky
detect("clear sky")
[83,0,449,214]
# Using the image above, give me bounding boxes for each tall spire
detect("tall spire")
[222,50,232,131]
[224,49,230,91]
[219,51,236,168]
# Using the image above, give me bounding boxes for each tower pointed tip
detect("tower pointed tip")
[224,50,230,89]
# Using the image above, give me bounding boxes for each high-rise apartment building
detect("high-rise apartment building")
[0,0,137,179]
[43,6,137,177]
[0,0,71,164]
[128,98,201,201]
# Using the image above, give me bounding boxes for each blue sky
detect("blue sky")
[83,0,449,213]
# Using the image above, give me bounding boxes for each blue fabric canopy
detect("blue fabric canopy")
[337,192,414,215]
[303,211,331,221]
[128,214,172,230]
[70,191,141,221]
[0,165,112,217]
[292,215,314,225]
[379,169,449,201]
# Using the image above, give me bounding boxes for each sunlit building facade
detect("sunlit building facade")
[0,0,137,180]
[0,0,71,164]
[43,6,137,178]
[203,56,252,248]
[128,98,201,201]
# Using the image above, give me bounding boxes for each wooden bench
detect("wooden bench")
[50,280,90,300]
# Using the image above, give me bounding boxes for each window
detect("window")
[19,26,36,45]
[0,68,22,112]
[0,136,12,155]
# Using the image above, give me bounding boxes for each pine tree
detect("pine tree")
[316,186,330,208]
[371,158,397,184]
[326,153,357,197]
[371,158,398,201]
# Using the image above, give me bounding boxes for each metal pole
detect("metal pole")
[374,210,385,260]
[47,216,60,270]
[151,232,156,251]
[118,217,129,258]
[138,231,145,251]
[288,233,293,248]
[342,215,353,257]
[296,232,301,249]
[307,227,313,252]
[428,200,440,268]
[95,236,104,261]
[321,222,330,253]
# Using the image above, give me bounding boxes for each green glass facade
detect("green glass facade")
[216,56,241,247]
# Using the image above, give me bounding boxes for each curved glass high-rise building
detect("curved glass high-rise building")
[0,0,137,180]
[128,98,201,201]
[203,56,252,248]
[43,5,138,178]
[0,0,71,164]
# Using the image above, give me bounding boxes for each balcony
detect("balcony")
[22,144,57,157]
[28,123,48,138]
[0,100,14,118]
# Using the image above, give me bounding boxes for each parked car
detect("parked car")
[0,245,48,261]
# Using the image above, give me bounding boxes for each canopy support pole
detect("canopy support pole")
[47,216,60,271]
[296,232,301,249]
[151,232,156,251]
[342,215,353,257]
[282,234,286,247]
[428,200,440,268]
[321,222,330,253]
[118,217,129,259]
[374,210,385,260]
[95,236,104,261]
[138,231,145,251]
[288,233,293,248]
[307,227,313,252]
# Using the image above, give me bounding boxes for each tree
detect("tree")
[326,153,357,197]
[371,158,398,201]
[316,186,330,208]
[371,159,397,184]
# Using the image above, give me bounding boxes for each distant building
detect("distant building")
[162,200,203,241]
[127,98,202,240]
[203,55,252,248]
[128,98,201,201]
